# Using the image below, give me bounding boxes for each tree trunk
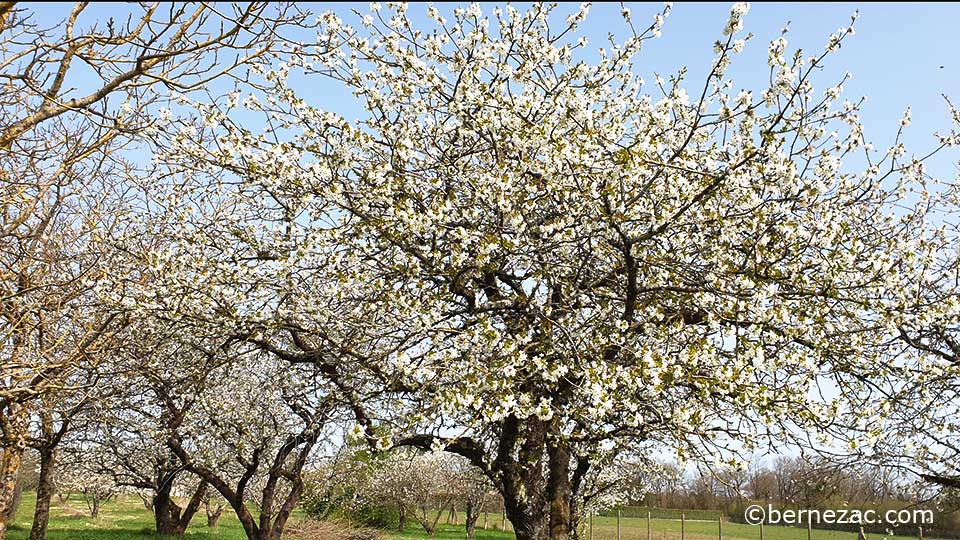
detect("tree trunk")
[7,477,22,528]
[465,500,480,540]
[90,494,100,518]
[29,448,56,540]
[503,497,547,540]
[154,481,180,536]
[398,504,407,531]
[498,416,579,540]
[166,427,316,540]
[498,416,550,540]
[546,439,573,540]
[415,501,450,537]
[155,480,207,537]
[0,435,26,540]
[205,499,224,528]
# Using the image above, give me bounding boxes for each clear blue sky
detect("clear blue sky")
[298,2,960,179]
[606,2,960,176]
[34,2,960,176]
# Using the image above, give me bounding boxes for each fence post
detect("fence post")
[681,513,686,540]
[806,517,811,540]
[919,526,924,540]
[617,509,622,540]
[501,507,506,531]
[590,514,594,540]
[759,521,764,540]
[718,515,722,540]
[483,510,488,530]
[647,511,651,540]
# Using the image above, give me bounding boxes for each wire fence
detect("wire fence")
[461,509,938,540]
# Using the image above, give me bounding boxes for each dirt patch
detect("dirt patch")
[286,518,384,540]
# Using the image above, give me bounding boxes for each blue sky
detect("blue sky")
[615,2,960,175]
[298,2,960,180]
[35,2,960,177]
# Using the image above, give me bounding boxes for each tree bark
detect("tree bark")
[465,500,480,540]
[155,480,207,537]
[398,414,585,540]
[499,415,550,540]
[546,437,573,540]
[0,403,27,540]
[29,448,56,540]
[0,442,25,540]
[205,499,224,528]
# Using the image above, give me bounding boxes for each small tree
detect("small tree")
[54,446,119,518]
[374,452,460,536]
[153,346,335,540]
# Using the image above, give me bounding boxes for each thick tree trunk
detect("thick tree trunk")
[498,415,550,540]
[154,482,181,536]
[499,416,579,540]
[0,444,24,540]
[503,498,547,540]
[29,448,56,540]
[546,440,573,540]
[155,480,207,537]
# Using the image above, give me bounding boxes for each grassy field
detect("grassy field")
[7,492,247,540]
[390,512,940,540]
[6,495,943,540]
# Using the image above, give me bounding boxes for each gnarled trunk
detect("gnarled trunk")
[0,404,27,540]
[155,480,207,537]
[400,414,586,540]
[205,499,224,528]
[29,448,56,540]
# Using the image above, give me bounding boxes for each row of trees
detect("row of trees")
[645,458,927,512]
[2,3,960,540]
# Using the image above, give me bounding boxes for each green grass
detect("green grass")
[388,512,943,540]
[7,491,247,540]
[5,496,947,540]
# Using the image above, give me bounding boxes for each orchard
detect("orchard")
[1,3,959,540]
